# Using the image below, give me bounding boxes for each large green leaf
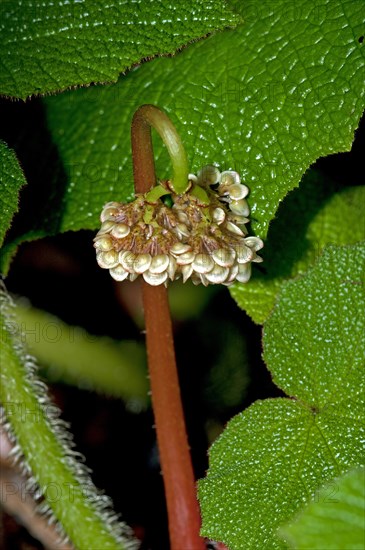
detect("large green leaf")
[279,467,365,550]
[0,0,239,99]
[198,244,365,549]
[0,140,27,247]
[230,173,365,324]
[41,0,364,235]
[2,0,364,271]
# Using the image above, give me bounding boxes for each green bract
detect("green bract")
[0,0,239,99]
[198,244,365,549]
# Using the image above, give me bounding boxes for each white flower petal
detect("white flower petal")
[103,201,120,209]
[143,271,168,286]
[176,211,189,224]
[212,248,236,267]
[97,220,115,235]
[109,265,129,281]
[175,223,190,238]
[235,245,254,263]
[96,250,119,269]
[227,183,249,200]
[236,263,252,283]
[212,207,226,224]
[192,254,215,274]
[226,221,244,236]
[220,171,240,187]
[101,207,118,222]
[134,254,152,274]
[199,274,209,287]
[244,236,264,251]
[111,223,130,239]
[167,257,177,280]
[176,251,195,265]
[229,199,250,217]
[197,165,220,186]
[205,265,229,284]
[191,274,202,286]
[170,243,192,256]
[149,254,170,274]
[119,251,136,273]
[94,235,113,251]
[228,214,250,228]
[226,263,239,283]
[181,263,193,282]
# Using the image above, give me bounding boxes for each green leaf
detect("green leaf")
[263,244,365,408]
[279,467,365,550]
[0,0,240,99]
[38,0,364,236]
[198,244,365,549]
[3,0,365,271]
[230,173,365,324]
[14,301,149,409]
[0,140,27,247]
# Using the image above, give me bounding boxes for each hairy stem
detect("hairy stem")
[0,282,135,550]
[131,104,205,550]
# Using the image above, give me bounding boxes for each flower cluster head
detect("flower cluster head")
[94,166,263,286]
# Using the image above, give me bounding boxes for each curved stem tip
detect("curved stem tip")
[131,104,190,194]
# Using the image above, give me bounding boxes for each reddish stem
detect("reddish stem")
[131,105,205,550]
[142,285,203,548]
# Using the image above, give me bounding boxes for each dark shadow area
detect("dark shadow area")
[0,98,69,246]
[249,111,365,284]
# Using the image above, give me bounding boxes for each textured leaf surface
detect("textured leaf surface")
[279,467,365,549]
[263,244,365,408]
[0,0,239,99]
[230,173,365,324]
[36,0,365,238]
[0,140,27,247]
[198,244,365,549]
